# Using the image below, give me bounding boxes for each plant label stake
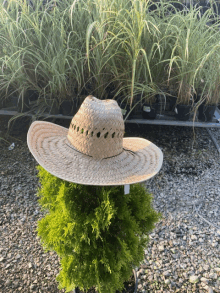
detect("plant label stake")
[143,106,151,112]
[124,184,130,194]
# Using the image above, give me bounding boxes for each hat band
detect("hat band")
[65,142,135,160]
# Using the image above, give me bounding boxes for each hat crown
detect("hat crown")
[67,96,125,159]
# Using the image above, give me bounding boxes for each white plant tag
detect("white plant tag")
[124,184,130,195]
[143,106,151,112]
[121,109,127,115]
[8,143,15,150]
[175,107,178,114]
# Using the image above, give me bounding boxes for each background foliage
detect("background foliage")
[36,166,160,293]
[0,0,220,112]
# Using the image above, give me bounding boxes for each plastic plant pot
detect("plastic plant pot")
[45,99,59,115]
[60,100,77,116]
[175,104,191,121]
[142,103,158,119]
[198,104,216,122]
[120,103,135,120]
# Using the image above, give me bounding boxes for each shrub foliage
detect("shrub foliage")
[36,166,160,293]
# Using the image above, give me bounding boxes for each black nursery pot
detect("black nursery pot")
[17,90,40,113]
[198,104,216,122]
[44,99,59,115]
[60,100,76,116]
[120,103,135,120]
[28,90,39,103]
[74,269,137,293]
[175,104,191,121]
[142,103,158,119]
[17,95,30,113]
[167,96,177,111]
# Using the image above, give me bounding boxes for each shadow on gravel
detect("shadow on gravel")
[75,274,136,293]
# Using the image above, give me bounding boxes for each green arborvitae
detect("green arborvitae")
[36,166,160,293]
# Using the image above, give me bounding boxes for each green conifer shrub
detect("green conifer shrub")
[36,166,160,293]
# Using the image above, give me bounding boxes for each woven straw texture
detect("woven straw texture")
[67,96,124,159]
[27,96,163,185]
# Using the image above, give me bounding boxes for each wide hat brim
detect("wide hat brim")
[27,121,163,186]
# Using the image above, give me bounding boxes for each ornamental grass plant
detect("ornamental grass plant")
[0,0,89,110]
[194,48,220,107]
[36,165,160,293]
[0,0,176,114]
[0,0,220,116]
[166,5,220,105]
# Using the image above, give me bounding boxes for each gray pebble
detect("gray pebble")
[163,270,170,277]
[189,275,200,284]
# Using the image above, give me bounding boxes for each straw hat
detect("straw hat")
[27,96,163,185]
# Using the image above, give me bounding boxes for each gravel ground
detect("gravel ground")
[0,115,220,293]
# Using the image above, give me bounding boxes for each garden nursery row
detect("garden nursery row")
[1,0,220,122]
